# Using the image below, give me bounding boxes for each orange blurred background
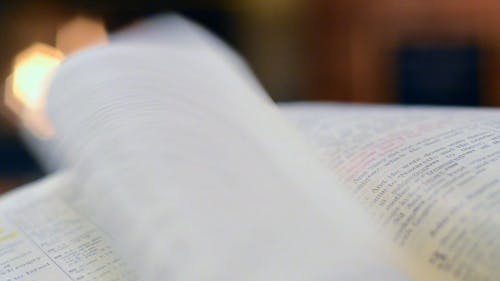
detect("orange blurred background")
[1,0,500,189]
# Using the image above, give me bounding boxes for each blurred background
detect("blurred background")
[1,0,500,189]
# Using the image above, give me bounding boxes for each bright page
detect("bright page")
[0,174,132,281]
[283,102,500,281]
[43,45,406,281]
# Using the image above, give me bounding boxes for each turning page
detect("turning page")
[21,13,266,173]
[283,103,500,281]
[41,45,406,280]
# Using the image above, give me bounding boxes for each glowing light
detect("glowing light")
[11,44,63,109]
[4,43,64,138]
[56,16,108,55]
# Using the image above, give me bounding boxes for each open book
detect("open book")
[2,15,499,281]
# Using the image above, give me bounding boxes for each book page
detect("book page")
[43,45,407,281]
[22,14,266,173]
[0,174,132,281]
[110,14,265,97]
[283,103,500,281]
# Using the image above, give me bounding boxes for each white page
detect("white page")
[0,173,132,281]
[110,13,265,96]
[42,45,407,281]
[22,14,266,173]
[282,102,500,281]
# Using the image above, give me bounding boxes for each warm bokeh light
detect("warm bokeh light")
[4,43,64,139]
[56,16,108,55]
[11,44,64,110]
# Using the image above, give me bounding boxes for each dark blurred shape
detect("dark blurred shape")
[0,137,43,191]
[398,46,481,106]
[305,0,500,106]
[0,138,41,176]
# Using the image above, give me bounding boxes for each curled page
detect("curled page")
[44,44,404,280]
[21,14,266,173]
[111,13,264,95]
